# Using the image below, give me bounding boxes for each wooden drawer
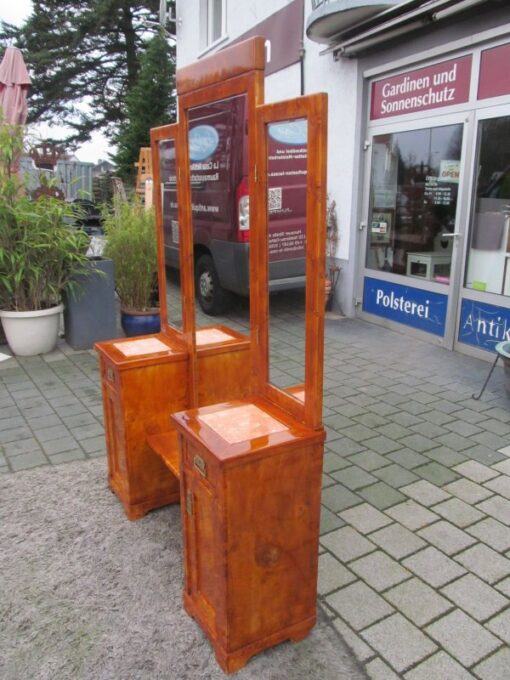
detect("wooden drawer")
[181,439,219,490]
[101,359,119,389]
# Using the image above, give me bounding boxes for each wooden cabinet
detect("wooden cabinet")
[96,334,188,519]
[96,329,251,520]
[172,399,325,673]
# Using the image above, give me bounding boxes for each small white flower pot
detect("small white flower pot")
[0,304,64,356]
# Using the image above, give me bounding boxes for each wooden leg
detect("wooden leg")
[124,504,148,521]
[215,648,256,674]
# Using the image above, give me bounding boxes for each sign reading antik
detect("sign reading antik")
[459,299,510,352]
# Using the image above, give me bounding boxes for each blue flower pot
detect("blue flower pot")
[120,309,161,337]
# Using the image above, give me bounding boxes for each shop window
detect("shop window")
[465,116,510,296]
[367,124,463,285]
[200,0,226,49]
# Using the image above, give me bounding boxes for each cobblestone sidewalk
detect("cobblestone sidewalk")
[1,302,510,679]
[0,345,104,472]
[317,319,510,680]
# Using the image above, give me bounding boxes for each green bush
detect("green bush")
[102,196,158,312]
[0,118,90,311]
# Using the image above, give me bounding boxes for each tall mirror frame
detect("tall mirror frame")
[176,37,265,406]
[253,94,328,429]
[150,123,192,344]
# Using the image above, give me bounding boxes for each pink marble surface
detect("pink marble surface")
[199,404,288,444]
[291,389,305,402]
[114,337,171,357]
[195,328,234,346]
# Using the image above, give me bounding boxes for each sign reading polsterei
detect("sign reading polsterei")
[370,56,472,120]
[459,299,510,352]
[363,277,448,336]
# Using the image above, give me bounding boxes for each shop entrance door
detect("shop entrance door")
[454,105,510,356]
[356,114,470,348]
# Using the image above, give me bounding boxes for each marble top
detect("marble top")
[195,328,235,346]
[114,337,171,357]
[199,404,288,444]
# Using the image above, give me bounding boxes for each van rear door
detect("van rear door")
[188,97,245,247]
[267,119,308,289]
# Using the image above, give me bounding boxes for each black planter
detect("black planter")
[64,257,117,349]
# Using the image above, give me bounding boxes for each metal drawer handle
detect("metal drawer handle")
[193,455,207,478]
[107,367,114,381]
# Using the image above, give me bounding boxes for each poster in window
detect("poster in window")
[371,211,393,245]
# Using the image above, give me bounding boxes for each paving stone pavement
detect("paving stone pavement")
[2,290,510,679]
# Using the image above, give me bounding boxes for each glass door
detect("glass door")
[357,113,470,347]
[455,104,510,355]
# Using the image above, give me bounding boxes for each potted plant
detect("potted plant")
[0,119,91,356]
[102,195,160,337]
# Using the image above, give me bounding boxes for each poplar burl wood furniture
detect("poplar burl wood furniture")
[98,36,328,674]
[170,91,328,672]
[96,327,251,520]
[96,334,187,520]
[172,399,325,674]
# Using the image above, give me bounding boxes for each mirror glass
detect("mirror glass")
[159,138,183,331]
[266,118,308,398]
[186,95,251,345]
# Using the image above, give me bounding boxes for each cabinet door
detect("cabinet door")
[182,466,222,635]
[102,380,127,483]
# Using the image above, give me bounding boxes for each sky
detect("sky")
[1,0,113,164]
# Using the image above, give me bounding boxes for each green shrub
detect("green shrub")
[102,196,158,311]
[0,118,90,311]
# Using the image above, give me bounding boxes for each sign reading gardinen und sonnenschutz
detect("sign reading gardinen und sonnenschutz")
[370,56,472,120]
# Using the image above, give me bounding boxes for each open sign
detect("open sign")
[438,160,460,183]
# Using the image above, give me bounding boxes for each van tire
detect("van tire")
[195,254,231,315]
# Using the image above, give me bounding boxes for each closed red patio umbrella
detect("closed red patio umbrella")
[0,46,31,125]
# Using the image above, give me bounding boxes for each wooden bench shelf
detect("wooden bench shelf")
[146,431,180,479]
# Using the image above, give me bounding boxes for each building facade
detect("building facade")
[175,0,510,361]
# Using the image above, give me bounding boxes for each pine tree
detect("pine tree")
[0,1,176,147]
[113,31,175,181]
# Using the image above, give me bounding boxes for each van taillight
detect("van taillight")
[236,178,249,243]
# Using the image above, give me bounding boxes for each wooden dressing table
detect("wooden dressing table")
[97,38,328,674]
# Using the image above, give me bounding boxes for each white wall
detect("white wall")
[303,39,359,264]
[176,0,291,65]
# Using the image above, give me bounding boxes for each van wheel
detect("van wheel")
[195,254,231,315]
